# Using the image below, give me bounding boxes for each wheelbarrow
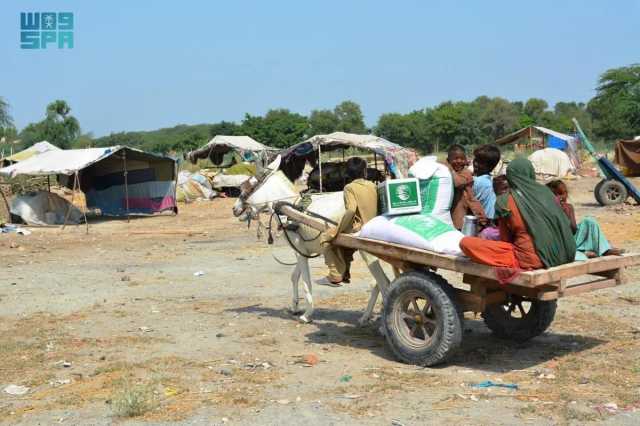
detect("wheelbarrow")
[573,119,640,206]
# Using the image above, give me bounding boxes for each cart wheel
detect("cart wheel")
[482,296,556,342]
[382,271,462,366]
[596,179,628,206]
[593,179,605,205]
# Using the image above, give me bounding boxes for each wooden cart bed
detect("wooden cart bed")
[279,205,640,311]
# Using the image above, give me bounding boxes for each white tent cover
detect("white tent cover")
[528,148,575,178]
[203,135,275,152]
[0,146,146,178]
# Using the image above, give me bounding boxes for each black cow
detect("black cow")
[307,162,385,192]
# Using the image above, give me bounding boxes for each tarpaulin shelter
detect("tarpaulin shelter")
[496,126,581,170]
[614,138,640,176]
[0,146,177,228]
[1,141,61,167]
[278,132,418,190]
[186,135,277,167]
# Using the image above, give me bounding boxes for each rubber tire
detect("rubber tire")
[593,179,605,205]
[596,179,628,206]
[382,271,462,366]
[482,298,557,342]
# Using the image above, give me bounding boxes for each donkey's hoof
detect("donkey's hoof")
[288,307,304,316]
[298,315,313,324]
[357,316,371,327]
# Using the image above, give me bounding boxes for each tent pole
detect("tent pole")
[77,172,89,234]
[123,150,130,223]
[47,175,51,192]
[318,144,323,193]
[61,171,78,231]
[172,159,178,215]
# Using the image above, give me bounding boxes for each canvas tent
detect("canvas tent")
[496,126,581,170]
[278,132,418,184]
[1,141,61,167]
[615,138,640,176]
[186,135,276,167]
[0,146,177,219]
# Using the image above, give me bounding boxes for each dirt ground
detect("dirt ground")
[1,176,640,425]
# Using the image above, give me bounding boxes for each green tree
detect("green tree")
[475,97,520,140]
[334,101,367,134]
[241,109,308,148]
[0,97,13,130]
[588,64,640,140]
[0,97,18,146]
[209,121,241,138]
[308,109,339,136]
[72,132,94,148]
[20,100,81,149]
[553,102,592,134]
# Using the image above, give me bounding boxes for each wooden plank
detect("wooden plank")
[454,288,506,312]
[538,278,617,301]
[527,254,640,286]
[594,268,627,285]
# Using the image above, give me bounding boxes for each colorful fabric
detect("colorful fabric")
[573,216,611,261]
[473,174,495,219]
[86,181,176,216]
[495,158,576,268]
[461,195,543,271]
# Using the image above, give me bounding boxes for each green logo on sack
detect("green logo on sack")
[394,215,453,240]
[389,181,419,208]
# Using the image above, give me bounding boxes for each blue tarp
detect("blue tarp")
[548,135,567,150]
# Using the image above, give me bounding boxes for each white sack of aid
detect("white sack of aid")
[360,156,465,255]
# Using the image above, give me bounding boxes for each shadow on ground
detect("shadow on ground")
[227,303,605,372]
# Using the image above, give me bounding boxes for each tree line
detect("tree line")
[1,64,638,156]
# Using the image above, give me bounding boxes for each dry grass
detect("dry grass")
[111,378,156,417]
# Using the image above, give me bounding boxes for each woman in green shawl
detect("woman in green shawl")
[460,158,576,274]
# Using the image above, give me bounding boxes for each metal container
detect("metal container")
[461,215,478,237]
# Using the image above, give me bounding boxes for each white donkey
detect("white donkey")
[232,157,390,324]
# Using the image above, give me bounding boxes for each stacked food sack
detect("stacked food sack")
[359,156,465,255]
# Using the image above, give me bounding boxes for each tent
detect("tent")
[1,141,61,167]
[0,146,177,220]
[496,126,581,170]
[278,132,418,184]
[615,138,640,176]
[186,135,276,167]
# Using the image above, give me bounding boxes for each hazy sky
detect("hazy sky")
[2,0,638,136]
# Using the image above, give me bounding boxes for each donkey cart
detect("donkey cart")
[276,204,640,366]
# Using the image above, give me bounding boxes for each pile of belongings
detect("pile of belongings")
[176,171,217,203]
[360,156,464,256]
[211,162,256,191]
[10,190,83,225]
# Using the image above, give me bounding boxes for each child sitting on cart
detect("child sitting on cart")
[446,144,487,230]
[319,157,378,286]
[547,180,624,259]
